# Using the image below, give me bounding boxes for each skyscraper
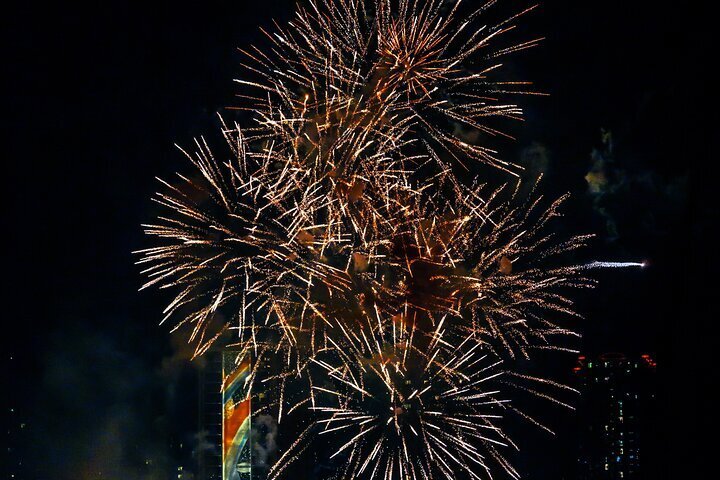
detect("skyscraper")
[198,351,224,480]
[573,353,657,479]
[198,349,277,480]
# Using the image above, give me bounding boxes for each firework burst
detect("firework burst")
[135,120,349,357]
[137,119,591,362]
[236,0,543,183]
[307,341,513,480]
[135,1,621,478]
[137,121,591,480]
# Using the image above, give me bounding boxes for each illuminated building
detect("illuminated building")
[221,351,252,480]
[573,353,657,479]
[198,349,276,480]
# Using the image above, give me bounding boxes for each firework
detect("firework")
[236,0,543,183]
[137,118,589,477]
[134,119,348,358]
[137,118,591,360]
[307,341,513,480]
[137,1,613,478]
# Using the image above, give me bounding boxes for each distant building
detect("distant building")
[4,353,27,479]
[573,353,657,479]
[198,349,275,480]
[198,351,224,480]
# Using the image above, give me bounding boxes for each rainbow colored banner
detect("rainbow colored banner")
[222,354,252,480]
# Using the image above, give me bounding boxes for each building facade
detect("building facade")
[198,349,276,480]
[573,353,657,479]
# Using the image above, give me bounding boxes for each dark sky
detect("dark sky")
[3,1,710,479]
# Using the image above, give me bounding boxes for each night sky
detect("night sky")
[3,1,710,479]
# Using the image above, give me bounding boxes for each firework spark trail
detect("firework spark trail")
[134,119,352,357]
[136,1,617,478]
[580,261,646,269]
